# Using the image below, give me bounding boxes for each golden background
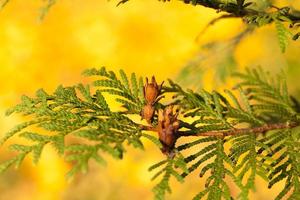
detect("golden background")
[0,0,300,199]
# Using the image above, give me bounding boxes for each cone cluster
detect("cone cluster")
[141,77,179,157]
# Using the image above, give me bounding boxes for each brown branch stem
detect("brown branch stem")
[181,0,300,24]
[140,122,299,137]
[179,122,299,137]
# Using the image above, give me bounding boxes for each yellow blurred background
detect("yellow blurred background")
[0,0,300,200]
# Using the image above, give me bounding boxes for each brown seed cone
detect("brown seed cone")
[141,104,155,124]
[157,106,180,155]
[143,76,163,105]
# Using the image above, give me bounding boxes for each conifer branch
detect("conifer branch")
[1,66,300,200]
[118,0,300,25]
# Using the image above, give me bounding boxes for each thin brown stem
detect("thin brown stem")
[179,122,299,137]
[140,122,299,137]
[181,0,300,24]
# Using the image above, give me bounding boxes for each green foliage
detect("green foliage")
[2,67,299,199]
[274,20,292,53]
[229,134,269,199]
[182,138,235,200]
[0,67,150,179]
[194,142,233,200]
[234,67,298,121]
[160,67,299,199]
[83,67,145,114]
[263,129,300,200]
[150,153,188,200]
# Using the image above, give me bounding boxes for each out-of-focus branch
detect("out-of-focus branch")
[181,0,300,24]
[118,0,300,25]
